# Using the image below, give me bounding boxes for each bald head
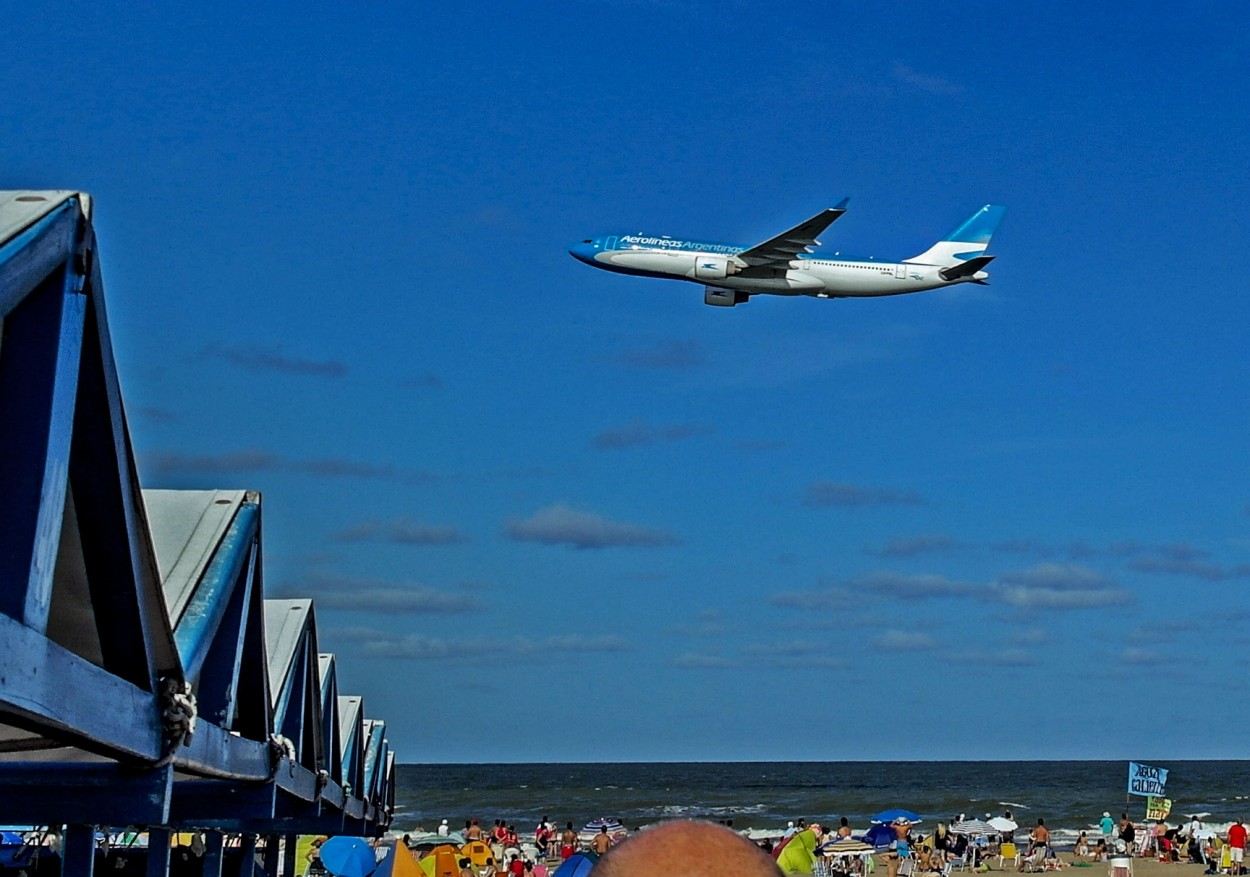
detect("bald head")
[594,820,782,877]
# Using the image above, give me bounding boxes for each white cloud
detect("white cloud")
[992,564,1133,610]
[872,629,939,651]
[506,503,678,549]
[804,482,925,508]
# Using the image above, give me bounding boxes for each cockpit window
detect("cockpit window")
[582,239,593,243]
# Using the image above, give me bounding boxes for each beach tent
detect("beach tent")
[460,841,493,868]
[376,843,424,877]
[418,846,463,877]
[775,828,818,875]
[552,853,596,877]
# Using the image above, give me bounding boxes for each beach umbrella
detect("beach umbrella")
[987,817,1017,833]
[581,819,624,835]
[552,853,596,877]
[861,824,898,850]
[872,810,921,825]
[320,837,379,877]
[951,820,992,836]
[819,838,875,856]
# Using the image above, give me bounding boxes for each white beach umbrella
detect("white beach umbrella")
[988,817,1018,833]
[952,820,993,836]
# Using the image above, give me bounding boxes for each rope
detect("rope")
[154,678,198,767]
[269,734,297,767]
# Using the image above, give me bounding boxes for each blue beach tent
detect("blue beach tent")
[552,853,596,877]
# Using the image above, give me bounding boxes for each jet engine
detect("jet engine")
[694,255,738,281]
[704,286,750,307]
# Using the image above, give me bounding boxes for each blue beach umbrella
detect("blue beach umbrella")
[552,853,596,877]
[861,824,898,850]
[320,837,379,877]
[871,809,922,825]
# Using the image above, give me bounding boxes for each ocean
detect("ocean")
[394,761,1250,841]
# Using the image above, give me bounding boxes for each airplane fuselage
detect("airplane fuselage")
[570,235,981,299]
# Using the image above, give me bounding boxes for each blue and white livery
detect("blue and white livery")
[569,201,1006,307]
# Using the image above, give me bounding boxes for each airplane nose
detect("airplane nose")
[569,241,597,264]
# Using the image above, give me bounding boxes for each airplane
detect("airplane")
[568,201,1005,307]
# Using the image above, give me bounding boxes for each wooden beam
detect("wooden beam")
[0,198,78,320]
[0,762,171,825]
[0,609,162,759]
[168,778,276,827]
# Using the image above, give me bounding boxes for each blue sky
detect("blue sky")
[5,2,1249,762]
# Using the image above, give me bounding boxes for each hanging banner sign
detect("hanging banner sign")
[1129,762,1169,797]
[1146,797,1172,820]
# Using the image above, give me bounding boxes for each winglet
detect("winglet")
[833,197,850,211]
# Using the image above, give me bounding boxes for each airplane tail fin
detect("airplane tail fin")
[904,204,1006,265]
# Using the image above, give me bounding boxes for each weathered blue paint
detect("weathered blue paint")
[0,763,172,825]
[0,608,163,758]
[174,718,272,781]
[0,261,86,628]
[174,501,260,682]
[202,831,225,877]
[0,198,79,320]
[146,828,172,877]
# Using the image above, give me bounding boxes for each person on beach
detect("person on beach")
[839,817,854,839]
[535,819,552,860]
[593,820,782,877]
[1028,819,1050,854]
[458,858,474,877]
[1228,820,1246,875]
[560,822,577,860]
[1118,814,1136,855]
[438,819,450,837]
[468,820,483,841]
[591,825,614,856]
[1074,833,1090,857]
[885,820,912,877]
[1100,813,1114,844]
[491,821,506,865]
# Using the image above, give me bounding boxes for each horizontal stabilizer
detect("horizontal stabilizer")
[939,254,994,281]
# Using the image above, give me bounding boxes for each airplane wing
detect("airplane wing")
[734,198,849,268]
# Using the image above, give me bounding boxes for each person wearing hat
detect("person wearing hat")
[438,819,450,837]
[1100,813,1115,842]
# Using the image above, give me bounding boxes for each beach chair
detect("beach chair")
[1019,848,1047,873]
[998,843,1020,870]
[1109,857,1133,877]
